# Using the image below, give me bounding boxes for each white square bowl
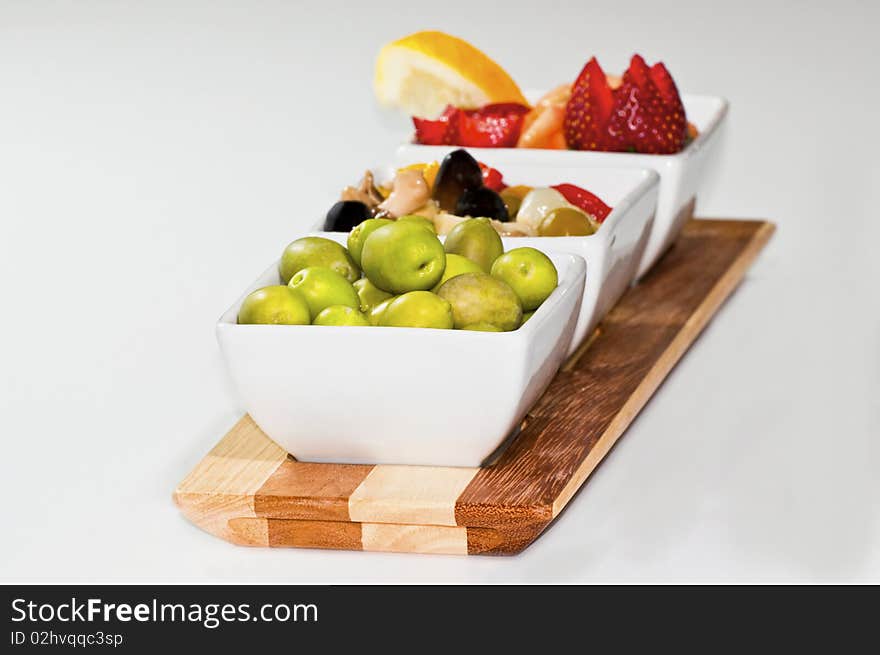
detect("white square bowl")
[216,252,585,467]
[397,93,728,278]
[316,160,658,357]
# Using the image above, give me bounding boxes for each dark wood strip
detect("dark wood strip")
[466,523,549,556]
[267,518,363,550]
[253,459,373,521]
[455,220,773,527]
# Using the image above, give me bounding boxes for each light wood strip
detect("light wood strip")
[176,415,287,495]
[226,517,270,546]
[348,465,478,526]
[174,416,288,543]
[361,523,469,555]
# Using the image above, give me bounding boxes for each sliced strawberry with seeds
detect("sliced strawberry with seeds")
[456,103,530,148]
[551,183,612,222]
[626,53,651,88]
[648,61,679,104]
[563,57,616,151]
[607,54,687,154]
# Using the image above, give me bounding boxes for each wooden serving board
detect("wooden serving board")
[175,219,774,555]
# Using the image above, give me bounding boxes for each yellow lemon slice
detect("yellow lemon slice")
[374,31,528,118]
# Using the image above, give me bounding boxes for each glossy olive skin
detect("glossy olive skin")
[323,200,371,232]
[500,185,532,219]
[347,218,393,268]
[313,305,370,327]
[461,322,503,332]
[360,221,446,293]
[431,253,483,292]
[379,291,454,330]
[396,214,436,233]
[279,236,360,284]
[432,149,483,211]
[455,187,510,222]
[237,286,310,325]
[288,266,359,320]
[538,207,597,236]
[436,272,522,331]
[490,247,558,311]
[367,296,397,325]
[443,217,504,273]
[353,277,393,313]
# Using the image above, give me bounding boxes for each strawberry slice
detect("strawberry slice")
[551,183,612,222]
[563,57,616,151]
[649,61,679,104]
[626,53,652,88]
[456,103,530,148]
[607,54,687,154]
[478,162,506,191]
[412,105,459,145]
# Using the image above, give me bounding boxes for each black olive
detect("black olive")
[455,187,509,222]
[323,200,371,232]
[432,149,484,212]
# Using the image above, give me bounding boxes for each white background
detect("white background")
[1,0,878,583]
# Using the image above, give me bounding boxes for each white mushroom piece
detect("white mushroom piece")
[340,170,384,209]
[491,219,536,237]
[376,169,431,218]
[433,212,468,236]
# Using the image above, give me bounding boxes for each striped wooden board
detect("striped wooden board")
[175,219,775,555]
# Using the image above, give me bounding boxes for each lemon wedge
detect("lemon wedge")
[374,31,528,118]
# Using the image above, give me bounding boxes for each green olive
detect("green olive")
[538,207,597,236]
[500,185,532,219]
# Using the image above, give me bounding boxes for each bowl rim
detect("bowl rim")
[217,251,586,341]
